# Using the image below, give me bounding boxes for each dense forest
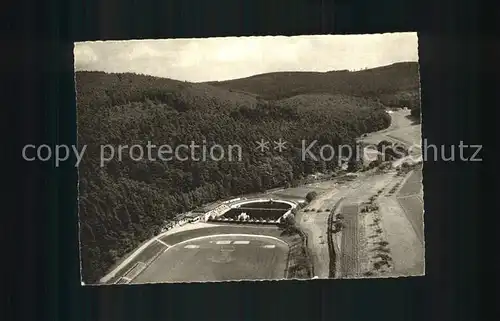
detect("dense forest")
[76,62,420,283]
[208,62,420,107]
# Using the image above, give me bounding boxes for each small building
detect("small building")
[183,212,202,223]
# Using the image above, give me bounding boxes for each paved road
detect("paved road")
[132,234,288,283]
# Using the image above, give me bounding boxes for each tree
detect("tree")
[347,158,362,172]
[283,213,296,226]
[306,191,318,202]
[393,145,409,158]
[410,107,421,120]
[377,140,393,153]
[368,159,382,169]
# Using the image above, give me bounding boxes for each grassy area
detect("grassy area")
[280,225,314,279]
[397,196,424,243]
[104,240,167,284]
[398,180,422,196]
[160,224,314,279]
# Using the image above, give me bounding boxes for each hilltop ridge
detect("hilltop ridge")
[206,62,420,105]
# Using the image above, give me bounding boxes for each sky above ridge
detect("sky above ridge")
[74,32,418,82]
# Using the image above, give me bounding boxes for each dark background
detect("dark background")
[6,0,484,320]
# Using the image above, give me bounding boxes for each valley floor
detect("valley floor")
[295,109,424,278]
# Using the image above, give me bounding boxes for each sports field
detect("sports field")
[132,234,288,283]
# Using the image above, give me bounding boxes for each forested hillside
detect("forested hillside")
[207,62,421,108]
[76,64,418,283]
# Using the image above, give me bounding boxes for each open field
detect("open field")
[396,167,424,244]
[320,107,424,279]
[270,187,326,200]
[219,185,331,204]
[359,109,421,155]
[106,224,312,283]
[387,126,421,147]
[397,195,424,243]
[132,234,289,283]
[381,113,422,161]
[397,169,423,196]
[277,180,348,278]
[269,193,308,201]
[339,167,424,278]
[296,195,341,278]
[376,196,424,276]
[296,169,397,278]
[339,204,360,277]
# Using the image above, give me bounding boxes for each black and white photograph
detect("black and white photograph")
[74,32,424,285]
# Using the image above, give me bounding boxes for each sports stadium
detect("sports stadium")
[102,197,308,284]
